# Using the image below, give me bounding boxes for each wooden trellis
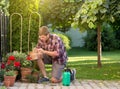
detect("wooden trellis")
[10,12,41,53]
[10,13,23,53]
[28,12,41,53]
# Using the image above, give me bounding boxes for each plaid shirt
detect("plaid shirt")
[36,34,68,65]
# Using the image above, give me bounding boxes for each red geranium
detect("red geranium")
[4,55,21,70]
[14,61,20,67]
[7,60,11,65]
[1,63,5,69]
[0,51,32,71]
[26,55,32,60]
[8,55,16,61]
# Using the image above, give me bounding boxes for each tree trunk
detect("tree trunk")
[97,24,102,68]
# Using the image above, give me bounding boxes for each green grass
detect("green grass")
[67,47,120,80]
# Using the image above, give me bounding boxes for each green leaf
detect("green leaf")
[110,15,115,22]
[91,3,97,9]
[98,0,103,6]
[81,16,88,24]
[71,22,78,29]
[88,22,95,29]
[100,8,107,13]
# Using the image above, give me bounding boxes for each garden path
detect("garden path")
[4,79,120,89]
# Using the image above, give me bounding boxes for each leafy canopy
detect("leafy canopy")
[72,0,120,30]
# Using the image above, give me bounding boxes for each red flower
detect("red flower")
[7,60,11,65]
[14,61,20,67]
[1,63,5,69]
[26,55,31,60]
[8,55,15,61]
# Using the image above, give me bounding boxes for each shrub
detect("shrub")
[55,33,71,51]
[8,0,40,52]
[114,29,120,49]
[0,70,5,82]
[84,30,97,51]
[84,23,117,51]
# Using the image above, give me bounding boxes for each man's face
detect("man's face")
[39,34,49,42]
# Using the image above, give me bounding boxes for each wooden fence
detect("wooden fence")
[0,10,9,61]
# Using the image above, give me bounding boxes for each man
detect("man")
[31,26,68,83]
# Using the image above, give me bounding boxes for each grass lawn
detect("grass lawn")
[67,47,120,80]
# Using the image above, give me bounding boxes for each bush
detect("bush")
[84,23,118,51]
[8,0,40,52]
[114,29,120,49]
[84,30,97,51]
[0,70,5,82]
[112,19,120,49]
[55,33,71,51]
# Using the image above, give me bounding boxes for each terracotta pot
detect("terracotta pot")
[21,67,32,71]
[4,76,16,86]
[4,80,10,87]
[21,67,32,82]
[32,72,39,80]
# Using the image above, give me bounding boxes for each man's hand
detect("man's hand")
[29,51,38,61]
[33,48,38,53]
[38,48,44,53]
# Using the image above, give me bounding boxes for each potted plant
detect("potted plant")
[32,69,39,81]
[2,51,27,72]
[20,55,33,82]
[4,70,16,86]
[2,51,27,81]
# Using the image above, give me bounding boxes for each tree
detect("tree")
[0,0,9,15]
[39,0,82,32]
[72,0,120,68]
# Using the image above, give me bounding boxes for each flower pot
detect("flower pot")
[4,76,16,86]
[32,72,39,80]
[21,67,32,82]
[4,80,10,87]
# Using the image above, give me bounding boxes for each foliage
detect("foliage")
[0,69,5,82]
[0,0,9,15]
[114,29,120,49]
[5,51,27,60]
[112,20,120,49]
[72,0,120,30]
[4,70,16,76]
[20,59,33,68]
[26,75,37,83]
[55,33,71,50]
[9,0,40,52]
[1,51,26,71]
[84,23,117,51]
[32,68,39,73]
[84,30,97,51]
[72,0,120,67]
[109,0,120,20]
[101,22,117,51]
[1,51,33,71]
[39,0,82,32]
